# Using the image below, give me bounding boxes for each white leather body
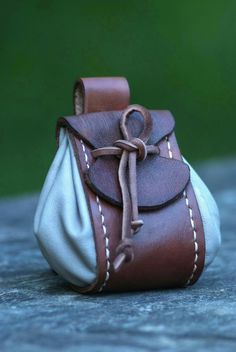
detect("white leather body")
[34,130,221,287]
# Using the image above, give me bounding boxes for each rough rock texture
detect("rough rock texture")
[0,158,236,352]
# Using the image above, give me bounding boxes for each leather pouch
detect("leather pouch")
[34,77,221,293]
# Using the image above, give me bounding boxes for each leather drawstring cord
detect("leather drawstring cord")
[91,105,160,271]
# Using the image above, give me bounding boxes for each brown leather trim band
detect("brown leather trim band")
[73,77,130,115]
[164,133,205,286]
[70,76,131,293]
[69,134,108,293]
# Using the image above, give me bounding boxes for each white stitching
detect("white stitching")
[80,139,110,291]
[80,140,90,169]
[183,190,199,285]
[95,195,111,292]
[166,139,173,159]
[165,137,198,286]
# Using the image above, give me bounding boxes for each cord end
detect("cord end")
[113,253,126,272]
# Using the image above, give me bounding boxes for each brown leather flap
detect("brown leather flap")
[57,109,175,149]
[85,155,189,210]
[57,109,190,210]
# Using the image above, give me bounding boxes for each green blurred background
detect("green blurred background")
[1,0,236,196]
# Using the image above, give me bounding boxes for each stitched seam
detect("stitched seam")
[165,137,198,286]
[80,139,110,291]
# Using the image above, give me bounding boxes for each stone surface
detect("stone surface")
[0,158,236,352]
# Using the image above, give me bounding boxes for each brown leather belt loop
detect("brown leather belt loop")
[73,77,130,115]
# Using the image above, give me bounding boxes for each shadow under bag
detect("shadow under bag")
[34,77,221,293]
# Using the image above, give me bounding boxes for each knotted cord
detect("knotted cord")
[91,105,159,271]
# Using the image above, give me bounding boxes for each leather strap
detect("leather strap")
[68,77,205,293]
[73,77,130,115]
